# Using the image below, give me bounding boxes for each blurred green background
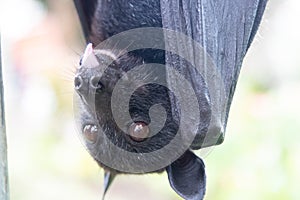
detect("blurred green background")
[1,0,300,199]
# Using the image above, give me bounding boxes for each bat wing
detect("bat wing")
[161,0,268,149]
[161,1,267,199]
[73,0,98,42]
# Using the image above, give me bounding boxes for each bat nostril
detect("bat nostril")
[74,75,83,90]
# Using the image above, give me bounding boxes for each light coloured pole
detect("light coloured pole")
[0,34,10,200]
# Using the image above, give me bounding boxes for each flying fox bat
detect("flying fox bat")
[73,0,268,199]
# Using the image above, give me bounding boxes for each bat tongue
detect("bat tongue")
[102,171,116,200]
[166,150,206,200]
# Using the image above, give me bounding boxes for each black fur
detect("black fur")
[90,0,162,44]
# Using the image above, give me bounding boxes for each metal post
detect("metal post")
[0,34,10,200]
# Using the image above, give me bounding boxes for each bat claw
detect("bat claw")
[102,171,116,200]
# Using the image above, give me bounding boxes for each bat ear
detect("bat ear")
[81,43,99,68]
[166,150,206,200]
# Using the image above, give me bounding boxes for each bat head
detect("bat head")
[74,43,207,199]
[74,43,179,167]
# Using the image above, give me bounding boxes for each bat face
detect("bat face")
[73,43,208,199]
[73,0,268,199]
[74,44,181,170]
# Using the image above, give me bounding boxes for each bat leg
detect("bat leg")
[102,171,116,200]
[166,150,206,200]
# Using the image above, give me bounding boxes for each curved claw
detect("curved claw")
[166,150,206,200]
[102,171,116,200]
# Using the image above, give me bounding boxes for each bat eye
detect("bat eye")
[91,76,104,90]
[83,124,98,143]
[128,122,149,142]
